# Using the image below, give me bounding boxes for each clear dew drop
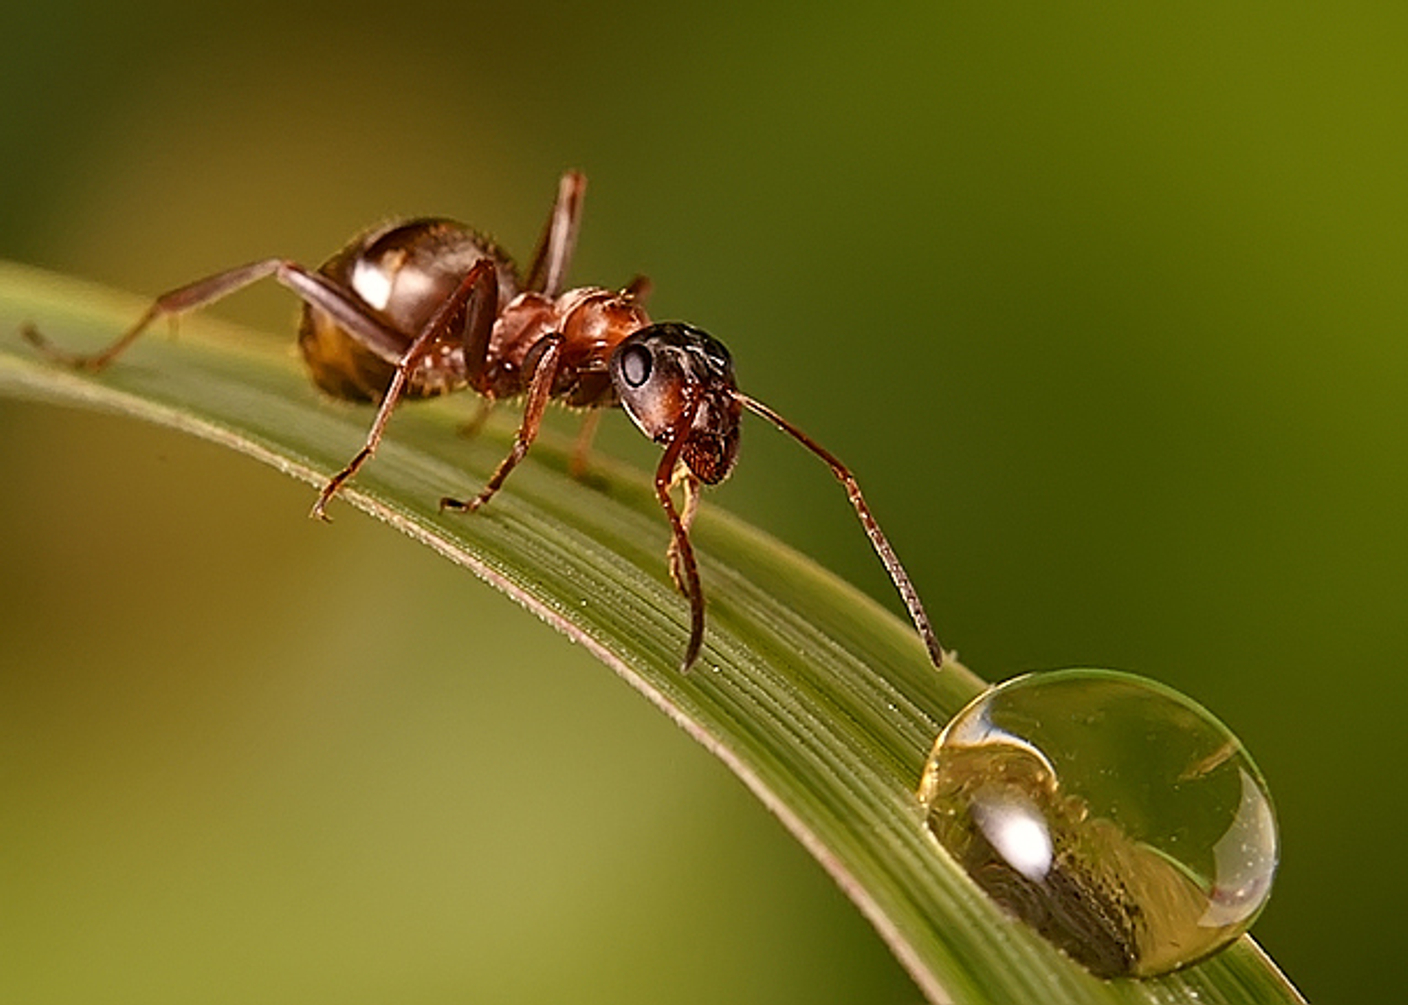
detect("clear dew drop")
[917,669,1278,979]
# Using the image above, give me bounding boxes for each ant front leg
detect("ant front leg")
[311,259,500,519]
[649,392,706,671]
[666,470,701,593]
[440,332,565,514]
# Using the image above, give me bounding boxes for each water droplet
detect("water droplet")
[917,669,1277,978]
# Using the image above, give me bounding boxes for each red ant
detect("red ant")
[22,172,943,671]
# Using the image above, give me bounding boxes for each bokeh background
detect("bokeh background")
[2,3,1403,1002]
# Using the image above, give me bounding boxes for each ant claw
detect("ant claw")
[21,322,95,370]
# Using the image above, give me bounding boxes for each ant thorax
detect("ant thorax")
[484,286,651,406]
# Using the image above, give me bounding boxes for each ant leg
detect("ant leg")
[569,409,602,479]
[23,259,288,370]
[440,332,564,513]
[456,398,496,439]
[650,391,706,671]
[666,471,701,592]
[621,274,653,303]
[523,171,586,298]
[311,258,499,520]
[23,258,413,372]
[735,392,946,668]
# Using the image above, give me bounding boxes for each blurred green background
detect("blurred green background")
[1,2,1403,1001]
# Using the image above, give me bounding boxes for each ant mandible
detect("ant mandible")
[22,172,943,672]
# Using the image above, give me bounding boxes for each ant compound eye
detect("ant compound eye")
[620,343,653,388]
[612,330,681,441]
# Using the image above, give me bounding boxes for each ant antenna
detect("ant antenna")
[733,391,947,668]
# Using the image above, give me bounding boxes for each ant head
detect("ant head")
[611,323,742,485]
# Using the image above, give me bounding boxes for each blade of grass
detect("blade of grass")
[0,261,1305,1005]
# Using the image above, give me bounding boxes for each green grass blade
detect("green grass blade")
[0,261,1305,1005]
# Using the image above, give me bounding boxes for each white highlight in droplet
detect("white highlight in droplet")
[970,789,1053,882]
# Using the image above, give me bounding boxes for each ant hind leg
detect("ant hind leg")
[523,172,586,298]
[22,259,291,370]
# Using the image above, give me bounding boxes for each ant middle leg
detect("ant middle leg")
[311,258,500,519]
[569,409,603,479]
[621,274,653,303]
[440,332,565,514]
[456,399,496,439]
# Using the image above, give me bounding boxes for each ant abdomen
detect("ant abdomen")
[299,218,519,401]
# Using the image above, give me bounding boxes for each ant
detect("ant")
[22,172,944,672]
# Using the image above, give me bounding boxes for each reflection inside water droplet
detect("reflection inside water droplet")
[917,669,1278,978]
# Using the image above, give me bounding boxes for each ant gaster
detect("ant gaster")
[23,172,943,672]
